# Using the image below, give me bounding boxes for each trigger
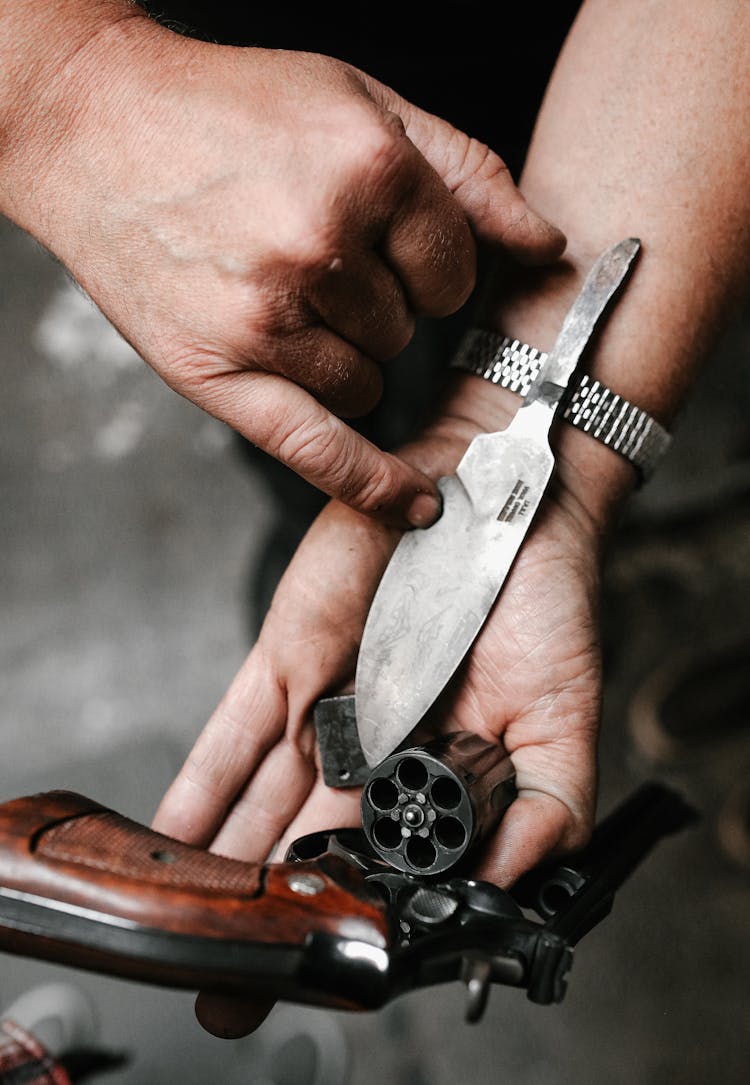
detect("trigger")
[461,955,493,1023]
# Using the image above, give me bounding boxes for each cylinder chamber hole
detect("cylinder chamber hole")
[405,836,437,870]
[395,757,429,792]
[368,776,399,812]
[430,776,463,810]
[372,817,402,850]
[435,816,467,850]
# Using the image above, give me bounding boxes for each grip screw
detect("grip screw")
[287,873,326,896]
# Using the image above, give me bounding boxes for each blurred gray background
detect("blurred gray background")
[1,215,749,1084]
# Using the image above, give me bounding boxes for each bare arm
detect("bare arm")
[0,0,563,527]
[464,0,750,528]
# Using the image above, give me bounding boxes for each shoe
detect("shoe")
[0,983,125,1084]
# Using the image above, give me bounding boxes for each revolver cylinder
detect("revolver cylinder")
[360,733,516,876]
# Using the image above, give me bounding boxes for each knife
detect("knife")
[355,238,641,766]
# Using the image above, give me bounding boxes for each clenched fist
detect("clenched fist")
[0,0,564,524]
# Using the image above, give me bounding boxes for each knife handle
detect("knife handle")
[0,791,390,1009]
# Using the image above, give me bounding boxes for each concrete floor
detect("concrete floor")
[1,215,749,1084]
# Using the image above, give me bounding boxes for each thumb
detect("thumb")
[371,81,566,264]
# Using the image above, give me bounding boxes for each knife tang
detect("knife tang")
[0,791,391,1009]
[524,237,640,415]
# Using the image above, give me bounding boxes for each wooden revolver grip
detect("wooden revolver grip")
[0,792,391,1010]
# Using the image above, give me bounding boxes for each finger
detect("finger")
[446,142,567,266]
[274,778,363,860]
[210,729,317,861]
[195,991,274,1039]
[257,322,386,418]
[180,367,442,528]
[307,250,415,364]
[475,710,599,886]
[380,152,478,316]
[371,82,567,263]
[152,649,288,845]
[473,791,577,888]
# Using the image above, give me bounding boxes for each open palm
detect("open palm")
[154,421,603,882]
[152,406,606,1035]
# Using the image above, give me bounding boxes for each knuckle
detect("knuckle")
[499,200,535,242]
[339,107,411,197]
[182,745,237,804]
[448,141,539,243]
[449,137,511,193]
[417,235,476,316]
[351,108,407,169]
[341,455,403,514]
[274,413,342,476]
[245,290,302,343]
[275,217,341,276]
[353,293,415,362]
[274,411,403,511]
[161,347,233,401]
[379,107,408,141]
[271,111,409,271]
[320,368,384,420]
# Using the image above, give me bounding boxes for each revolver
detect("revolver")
[0,700,695,1023]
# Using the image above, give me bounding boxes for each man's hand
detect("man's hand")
[0,0,564,527]
[153,379,612,1036]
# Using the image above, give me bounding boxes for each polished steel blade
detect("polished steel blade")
[355,239,640,766]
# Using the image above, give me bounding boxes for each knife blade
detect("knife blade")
[355,238,641,767]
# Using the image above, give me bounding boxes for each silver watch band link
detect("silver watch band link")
[450,329,671,482]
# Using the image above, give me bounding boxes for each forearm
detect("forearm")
[460,0,750,527]
[0,1,156,236]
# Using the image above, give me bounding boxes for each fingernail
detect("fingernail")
[406,490,442,528]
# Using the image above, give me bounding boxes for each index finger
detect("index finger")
[178,367,442,529]
[151,648,290,846]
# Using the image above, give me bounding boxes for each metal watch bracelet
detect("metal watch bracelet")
[450,329,672,482]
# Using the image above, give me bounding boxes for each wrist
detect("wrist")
[439,372,638,539]
[464,241,687,534]
[481,244,685,424]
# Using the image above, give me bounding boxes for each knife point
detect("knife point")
[620,236,641,259]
